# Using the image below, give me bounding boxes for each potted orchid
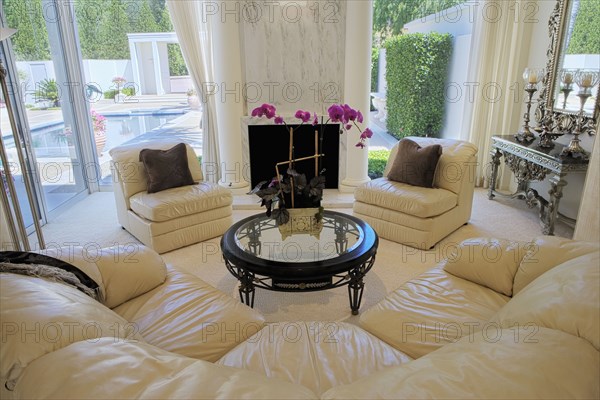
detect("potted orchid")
[91,109,107,155]
[248,103,372,227]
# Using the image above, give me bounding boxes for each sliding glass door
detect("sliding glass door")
[1,0,97,233]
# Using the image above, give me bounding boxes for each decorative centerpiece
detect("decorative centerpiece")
[248,103,372,235]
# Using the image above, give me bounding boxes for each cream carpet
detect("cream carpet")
[40,189,573,324]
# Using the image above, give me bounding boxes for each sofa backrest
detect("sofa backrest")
[110,141,203,201]
[0,273,144,391]
[384,137,478,196]
[322,326,599,399]
[513,236,599,295]
[491,250,600,350]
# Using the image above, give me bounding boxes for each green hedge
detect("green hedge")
[385,33,453,139]
[368,149,391,179]
[371,47,380,93]
[104,87,135,99]
[567,0,600,55]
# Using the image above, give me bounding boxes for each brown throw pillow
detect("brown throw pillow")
[139,143,195,193]
[387,138,442,188]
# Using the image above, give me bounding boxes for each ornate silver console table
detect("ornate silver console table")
[488,135,589,235]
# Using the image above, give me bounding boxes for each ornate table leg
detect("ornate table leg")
[224,258,256,307]
[542,173,567,235]
[488,148,502,200]
[347,255,376,315]
[238,269,256,308]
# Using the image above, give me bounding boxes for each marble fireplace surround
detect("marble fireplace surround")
[241,116,348,189]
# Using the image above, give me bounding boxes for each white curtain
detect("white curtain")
[464,0,536,188]
[167,0,220,183]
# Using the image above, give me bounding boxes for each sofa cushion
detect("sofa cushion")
[387,138,442,188]
[35,246,105,297]
[37,245,168,309]
[0,274,143,390]
[513,236,599,295]
[355,178,457,218]
[491,251,600,350]
[139,143,195,193]
[110,141,203,199]
[218,321,411,396]
[95,245,167,308]
[443,238,527,296]
[113,266,265,362]
[359,266,509,358]
[383,137,478,195]
[13,338,318,399]
[129,181,232,222]
[322,327,599,400]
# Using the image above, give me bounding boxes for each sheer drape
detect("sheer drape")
[464,1,535,188]
[166,0,220,183]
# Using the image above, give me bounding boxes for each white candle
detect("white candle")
[564,73,573,84]
[581,74,592,88]
[528,71,538,84]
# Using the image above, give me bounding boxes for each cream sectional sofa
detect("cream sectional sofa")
[0,236,598,399]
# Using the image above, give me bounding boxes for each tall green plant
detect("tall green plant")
[34,79,60,107]
[371,47,380,93]
[567,0,600,55]
[373,0,464,42]
[4,0,51,61]
[385,32,453,139]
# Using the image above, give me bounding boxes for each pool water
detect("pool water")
[29,111,185,158]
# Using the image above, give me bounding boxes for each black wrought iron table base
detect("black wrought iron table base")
[224,255,376,315]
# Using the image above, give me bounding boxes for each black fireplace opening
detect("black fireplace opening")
[248,124,340,189]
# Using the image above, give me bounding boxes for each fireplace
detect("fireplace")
[246,124,341,189]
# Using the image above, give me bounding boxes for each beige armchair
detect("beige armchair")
[354,137,477,250]
[110,141,233,253]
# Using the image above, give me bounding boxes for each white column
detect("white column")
[129,41,142,94]
[340,0,373,192]
[151,41,165,95]
[212,2,249,192]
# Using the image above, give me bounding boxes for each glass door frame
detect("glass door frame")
[1,0,101,231]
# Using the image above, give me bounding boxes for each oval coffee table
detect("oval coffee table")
[221,210,378,315]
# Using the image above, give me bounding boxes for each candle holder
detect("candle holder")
[561,70,599,159]
[559,69,576,109]
[515,68,543,143]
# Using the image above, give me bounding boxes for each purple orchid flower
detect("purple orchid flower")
[251,103,277,119]
[294,110,312,123]
[274,116,284,124]
[360,128,373,139]
[327,104,345,122]
[342,104,358,123]
[357,111,364,124]
[312,113,319,126]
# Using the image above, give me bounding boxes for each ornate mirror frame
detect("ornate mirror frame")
[535,0,599,135]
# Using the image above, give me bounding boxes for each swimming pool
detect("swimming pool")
[27,110,187,158]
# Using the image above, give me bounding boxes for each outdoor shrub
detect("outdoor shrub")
[104,89,119,100]
[122,87,136,96]
[371,47,380,93]
[385,32,453,139]
[34,79,60,107]
[368,149,391,179]
[567,0,600,55]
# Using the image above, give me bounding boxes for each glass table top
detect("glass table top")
[234,212,364,263]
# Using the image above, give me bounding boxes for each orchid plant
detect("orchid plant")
[250,103,373,148]
[248,103,372,225]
